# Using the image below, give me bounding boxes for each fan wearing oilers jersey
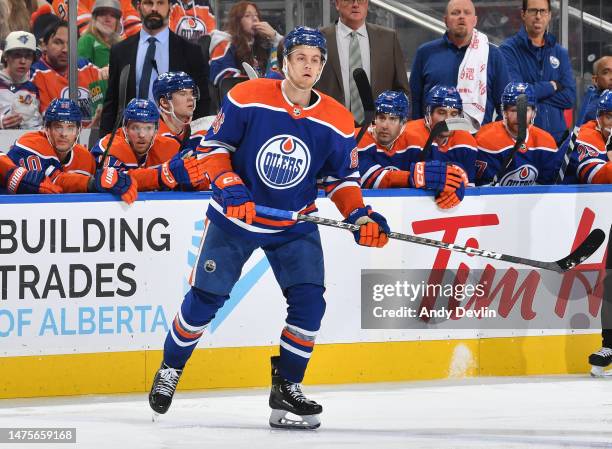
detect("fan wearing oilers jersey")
[91,98,206,192]
[475,82,560,186]
[148,26,390,430]
[6,98,136,201]
[562,90,612,186]
[358,87,475,209]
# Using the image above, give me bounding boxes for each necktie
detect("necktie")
[138,37,157,100]
[348,31,364,124]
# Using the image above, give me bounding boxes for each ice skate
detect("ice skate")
[268,356,322,430]
[589,347,612,377]
[149,362,183,419]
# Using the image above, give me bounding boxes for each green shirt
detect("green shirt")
[77,32,110,108]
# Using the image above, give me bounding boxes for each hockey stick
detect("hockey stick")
[419,117,479,161]
[491,94,528,186]
[554,125,579,184]
[242,62,258,80]
[353,68,376,145]
[254,205,605,273]
[97,63,130,170]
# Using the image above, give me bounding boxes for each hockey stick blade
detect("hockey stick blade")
[420,117,479,161]
[97,63,130,169]
[254,205,605,273]
[491,94,527,185]
[242,62,258,80]
[353,68,375,145]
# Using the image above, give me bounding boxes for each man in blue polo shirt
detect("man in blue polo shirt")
[410,0,509,126]
[499,0,576,144]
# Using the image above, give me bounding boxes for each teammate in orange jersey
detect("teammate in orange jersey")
[91,98,206,191]
[6,99,136,202]
[475,82,560,186]
[357,88,474,209]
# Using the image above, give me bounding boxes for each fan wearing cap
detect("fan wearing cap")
[357,87,475,209]
[90,97,206,191]
[0,31,43,130]
[5,98,136,202]
[78,0,123,73]
[475,82,559,186]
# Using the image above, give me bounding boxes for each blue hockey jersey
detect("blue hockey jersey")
[196,78,360,242]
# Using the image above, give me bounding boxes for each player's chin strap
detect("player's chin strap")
[44,121,82,156]
[502,107,535,140]
[281,51,326,93]
[159,100,193,135]
[596,116,612,151]
[424,110,450,146]
[375,119,407,150]
[123,122,158,157]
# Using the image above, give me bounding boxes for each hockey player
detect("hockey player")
[358,88,473,209]
[563,90,612,187]
[6,98,136,202]
[148,26,390,429]
[152,71,198,143]
[91,98,206,191]
[475,82,560,186]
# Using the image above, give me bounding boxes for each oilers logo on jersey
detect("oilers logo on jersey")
[256,135,311,189]
[175,16,208,41]
[499,164,538,186]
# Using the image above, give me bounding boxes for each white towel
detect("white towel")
[456,29,489,125]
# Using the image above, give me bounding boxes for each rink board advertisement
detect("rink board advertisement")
[0,186,610,396]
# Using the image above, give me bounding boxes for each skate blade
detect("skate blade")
[152,412,160,422]
[269,409,320,430]
[590,366,612,377]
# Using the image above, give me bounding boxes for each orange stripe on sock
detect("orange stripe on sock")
[282,329,314,348]
[173,316,203,340]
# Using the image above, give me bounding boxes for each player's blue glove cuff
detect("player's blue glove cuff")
[92,167,132,195]
[6,167,45,194]
[344,206,390,248]
[211,172,253,210]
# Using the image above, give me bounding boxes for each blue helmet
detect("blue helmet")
[596,89,612,116]
[501,82,537,109]
[123,98,160,124]
[44,98,82,126]
[283,26,327,61]
[152,71,199,104]
[375,90,409,121]
[425,85,463,113]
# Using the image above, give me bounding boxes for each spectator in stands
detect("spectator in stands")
[357,88,473,209]
[48,0,141,37]
[31,20,106,127]
[318,0,409,125]
[100,0,211,135]
[209,1,282,86]
[0,31,42,129]
[575,56,612,127]
[500,0,575,144]
[169,0,216,43]
[78,0,122,69]
[475,82,559,186]
[92,98,205,192]
[6,98,136,202]
[562,90,612,185]
[410,0,508,126]
[4,0,31,35]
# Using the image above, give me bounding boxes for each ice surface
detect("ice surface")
[1,375,612,449]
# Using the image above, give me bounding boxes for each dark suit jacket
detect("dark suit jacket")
[317,22,409,107]
[100,30,211,135]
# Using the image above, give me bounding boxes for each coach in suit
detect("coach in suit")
[317,0,409,124]
[100,0,210,135]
